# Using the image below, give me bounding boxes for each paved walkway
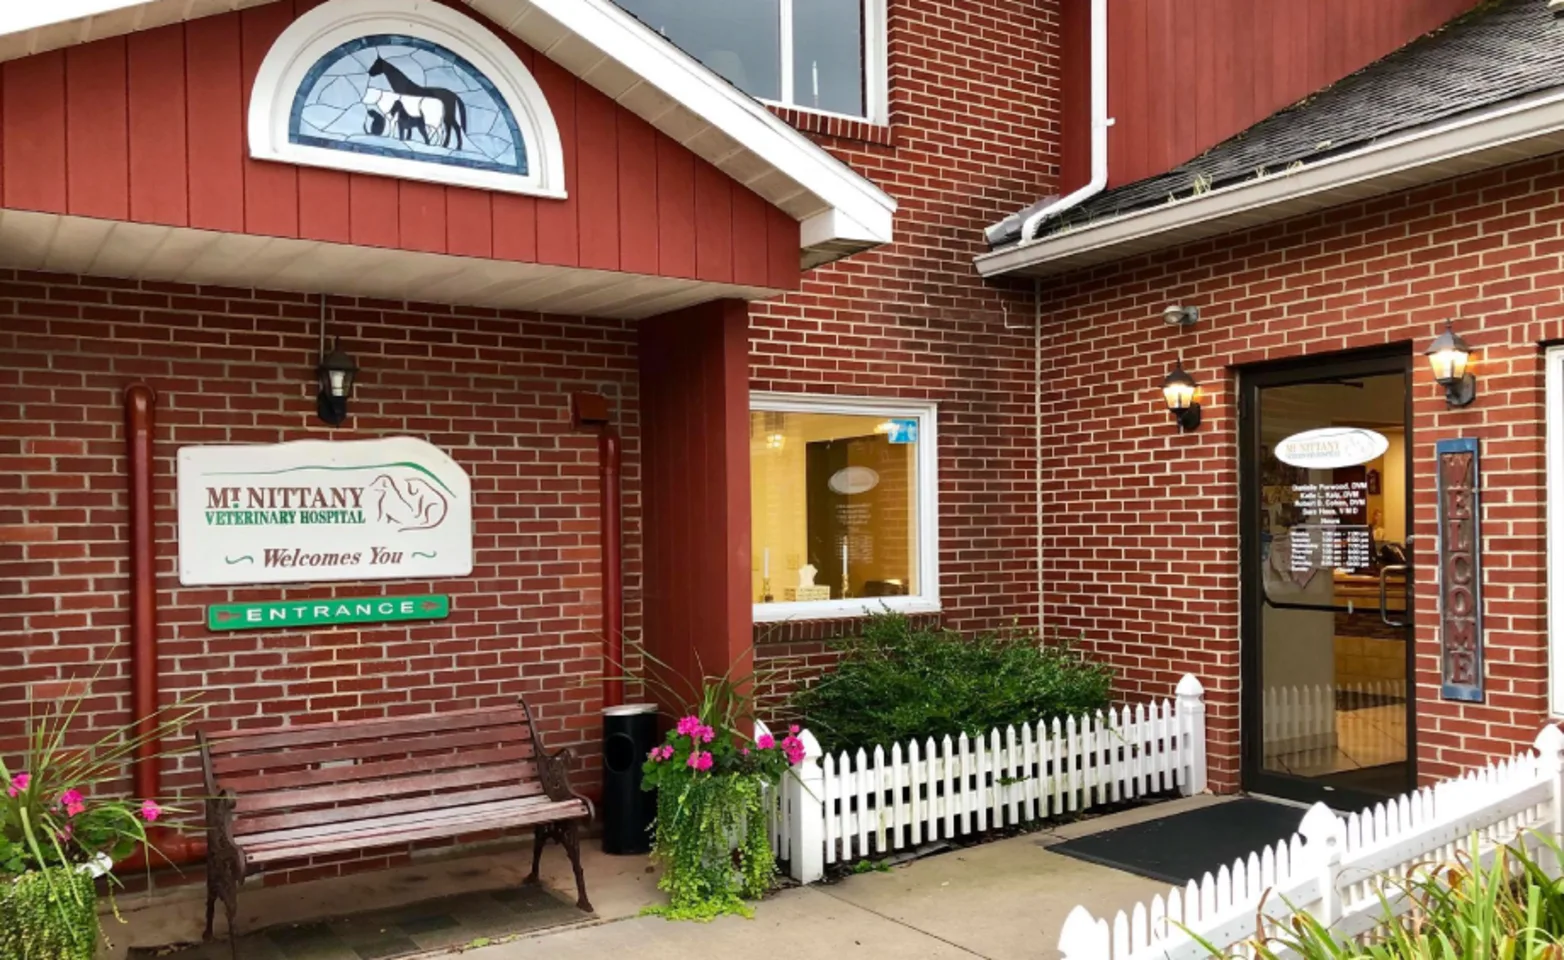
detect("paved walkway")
[464,796,1225,960]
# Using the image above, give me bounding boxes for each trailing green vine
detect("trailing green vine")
[0,867,99,960]
[644,774,776,921]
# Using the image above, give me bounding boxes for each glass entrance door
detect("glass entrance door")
[1240,352,1415,807]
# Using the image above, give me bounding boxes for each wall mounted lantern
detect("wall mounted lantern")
[1162,362,1202,432]
[1424,320,1476,408]
[1163,305,1199,328]
[315,297,358,426]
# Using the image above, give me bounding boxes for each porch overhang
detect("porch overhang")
[0,0,896,271]
[976,88,1564,280]
[0,209,779,319]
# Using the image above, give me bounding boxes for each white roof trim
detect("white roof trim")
[976,87,1564,279]
[0,0,896,268]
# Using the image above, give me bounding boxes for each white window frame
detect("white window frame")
[773,0,889,125]
[1548,346,1564,714]
[750,392,938,623]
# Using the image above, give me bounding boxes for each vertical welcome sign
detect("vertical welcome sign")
[177,437,473,586]
[1437,437,1482,702]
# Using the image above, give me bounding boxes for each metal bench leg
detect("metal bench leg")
[562,822,592,913]
[524,824,546,885]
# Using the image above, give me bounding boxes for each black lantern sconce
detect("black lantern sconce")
[1162,362,1202,431]
[1424,320,1476,408]
[315,297,358,427]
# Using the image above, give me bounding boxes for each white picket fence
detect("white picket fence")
[1262,680,1406,761]
[761,674,1209,884]
[1057,723,1564,960]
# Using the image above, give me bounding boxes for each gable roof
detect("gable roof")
[0,0,895,270]
[979,0,1564,278]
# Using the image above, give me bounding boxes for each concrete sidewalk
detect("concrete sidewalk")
[465,795,1227,960]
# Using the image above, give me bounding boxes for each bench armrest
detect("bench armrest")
[538,748,592,817]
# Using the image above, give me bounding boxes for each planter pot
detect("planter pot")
[0,867,101,960]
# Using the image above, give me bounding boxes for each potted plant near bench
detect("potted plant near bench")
[0,680,193,959]
[639,672,806,921]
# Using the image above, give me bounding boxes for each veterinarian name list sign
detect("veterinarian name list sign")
[176,437,473,586]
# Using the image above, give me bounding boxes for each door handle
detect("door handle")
[1379,564,1409,628]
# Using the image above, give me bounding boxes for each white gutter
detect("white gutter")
[1019,0,1109,243]
[977,85,1564,279]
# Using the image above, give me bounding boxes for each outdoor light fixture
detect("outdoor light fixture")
[1162,362,1202,431]
[1163,305,1199,328]
[315,297,358,427]
[1424,320,1476,408]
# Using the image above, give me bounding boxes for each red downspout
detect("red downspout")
[600,430,624,707]
[573,393,624,706]
[121,384,205,869]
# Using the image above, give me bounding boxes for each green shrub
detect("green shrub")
[789,614,1113,754]
[0,868,99,960]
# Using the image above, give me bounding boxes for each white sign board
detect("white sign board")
[177,437,473,586]
[1274,427,1389,470]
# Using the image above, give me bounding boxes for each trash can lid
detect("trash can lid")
[602,702,659,716]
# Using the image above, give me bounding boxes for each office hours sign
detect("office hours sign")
[177,437,473,585]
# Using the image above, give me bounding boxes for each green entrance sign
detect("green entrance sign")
[207,595,450,631]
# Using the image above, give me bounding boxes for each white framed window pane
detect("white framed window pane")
[614,0,782,102]
[791,0,866,116]
[751,408,921,606]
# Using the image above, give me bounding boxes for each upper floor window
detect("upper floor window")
[614,0,887,123]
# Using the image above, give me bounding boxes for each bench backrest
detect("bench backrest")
[199,702,542,837]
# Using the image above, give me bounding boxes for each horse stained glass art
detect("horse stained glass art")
[290,34,527,177]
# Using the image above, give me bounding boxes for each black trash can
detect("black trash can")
[601,703,658,855]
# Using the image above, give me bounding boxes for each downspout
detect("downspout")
[1034,279,1045,637]
[121,384,205,869]
[572,393,624,707]
[1021,0,1109,243]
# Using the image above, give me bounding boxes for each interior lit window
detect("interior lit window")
[613,0,887,123]
[750,394,938,621]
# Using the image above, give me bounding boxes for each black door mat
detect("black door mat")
[129,883,586,960]
[1047,799,1310,887]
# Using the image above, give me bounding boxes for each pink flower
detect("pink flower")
[659,745,675,760]
[59,789,85,817]
[6,773,28,798]
[782,735,806,766]
[696,724,715,744]
[676,716,701,737]
[686,750,713,772]
[140,799,161,823]
[695,752,713,772]
[741,747,750,756]
[56,825,72,842]
[757,734,775,750]
[789,725,801,735]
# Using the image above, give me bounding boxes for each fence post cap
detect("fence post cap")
[798,727,823,760]
[1535,723,1564,757]
[1176,674,1205,699]
[1057,904,1107,956]
[1299,802,1343,850]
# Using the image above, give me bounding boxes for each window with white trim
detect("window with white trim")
[750,394,938,622]
[613,0,889,123]
[1547,346,1564,714]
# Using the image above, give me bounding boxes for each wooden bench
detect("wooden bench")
[197,698,592,953]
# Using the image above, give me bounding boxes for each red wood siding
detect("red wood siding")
[638,300,752,693]
[1060,0,1482,191]
[0,0,798,291]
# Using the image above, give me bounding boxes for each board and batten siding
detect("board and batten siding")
[1059,0,1483,191]
[0,0,799,291]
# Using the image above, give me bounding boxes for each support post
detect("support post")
[1299,802,1346,927]
[785,729,826,884]
[1535,723,1564,872]
[1057,904,1112,960]
[1176,674,1207,796]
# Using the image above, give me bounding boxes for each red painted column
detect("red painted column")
[637,300,752,704]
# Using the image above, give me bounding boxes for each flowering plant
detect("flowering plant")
[0,663,197,960]
[635,668,808,922]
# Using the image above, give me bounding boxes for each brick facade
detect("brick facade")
[1039,154,1564,791]
[0,277,640,880]
[752,0,1063,688]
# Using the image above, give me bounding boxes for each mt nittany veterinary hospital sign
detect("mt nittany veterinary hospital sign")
[177,437,473,586]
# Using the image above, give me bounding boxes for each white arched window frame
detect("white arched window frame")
[248,0,566,198]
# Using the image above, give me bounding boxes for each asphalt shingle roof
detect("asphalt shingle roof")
[997,0,1564,246]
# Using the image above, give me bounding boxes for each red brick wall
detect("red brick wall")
[751,0,1063,688]
[0,274,640,881]
[1039,155,1564,791]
